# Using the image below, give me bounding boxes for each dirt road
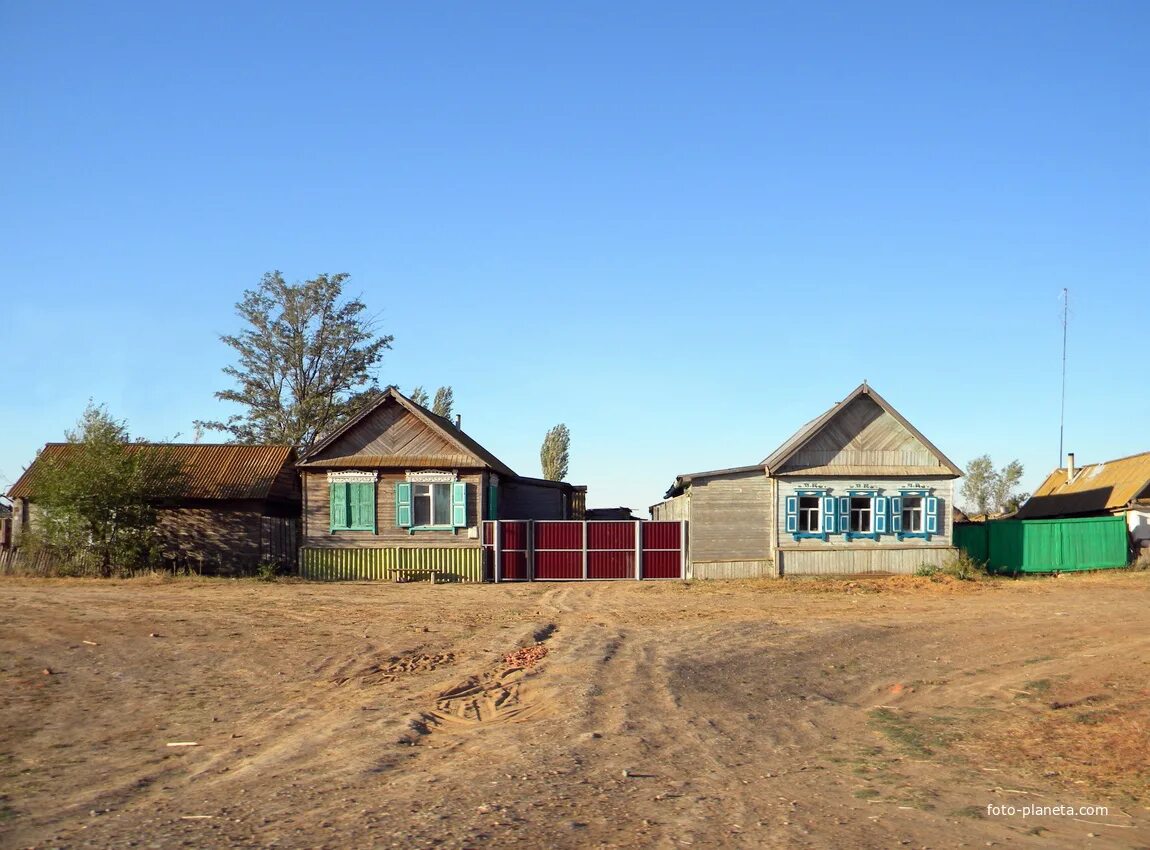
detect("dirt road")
[2,573,1147,848]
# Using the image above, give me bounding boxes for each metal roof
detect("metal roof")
[1015,450,1150,519]
[8,444,295,501]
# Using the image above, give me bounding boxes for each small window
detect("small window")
[902,496,924,533]
[849,497,872,533]
[798,496,821,532]
[413,482,452,527]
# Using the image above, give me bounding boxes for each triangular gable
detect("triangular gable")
[300,388,516,476]
[761,384,962,477]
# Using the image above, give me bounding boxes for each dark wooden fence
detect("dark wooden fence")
[481,520,686,581]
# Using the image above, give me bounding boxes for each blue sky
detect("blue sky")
[2,2,1147,511]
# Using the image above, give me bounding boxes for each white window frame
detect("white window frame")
[798,495,821,533]
[412,481,453,528]
[902,495,925,534]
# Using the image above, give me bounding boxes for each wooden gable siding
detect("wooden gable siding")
[690,471,773,563]
[309,402,469,464]
[777,395,944,474]
[775,476,956,550]
[301,469,483,549]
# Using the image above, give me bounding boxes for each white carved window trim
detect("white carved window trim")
[327,470,379,483]
[405,470,458,483]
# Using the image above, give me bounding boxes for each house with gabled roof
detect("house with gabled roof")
[650,383,963,577]
[7,443,300,573]
[296,387,585,581]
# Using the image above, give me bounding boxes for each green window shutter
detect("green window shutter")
[452,481,467,528]
[487,484,499,521]
[330,483,348,531]
[395,482,412,528]
[351,482,376,532]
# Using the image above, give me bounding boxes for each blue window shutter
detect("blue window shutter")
[925,497,939,535]
[452,481,467,527]
[785,496,798,533]
[330,483,347,531]
[822,496,836,533]
[875,496,888,534]
[890,496,903,533]
[395,482,412,528]
[838,496,850,533]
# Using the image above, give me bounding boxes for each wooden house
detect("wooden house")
[1015,450,1150,557]
[296,387,585,581]
[650,383,962,577]
[7,444,299,573]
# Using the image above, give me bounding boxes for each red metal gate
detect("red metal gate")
[482,520,686,581]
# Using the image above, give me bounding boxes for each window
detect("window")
[329,481,376,532]
[902,496,924,533]
[849,496,872,533]
[798,496,821,532]
[413,482,452,527]
[395,478,468,531]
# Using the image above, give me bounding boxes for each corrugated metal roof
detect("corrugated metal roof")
[297,454,480,469]
[8,444,294,501]
[1015,450,1150,519]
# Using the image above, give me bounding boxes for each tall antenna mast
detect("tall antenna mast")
[1058,288,1069,465]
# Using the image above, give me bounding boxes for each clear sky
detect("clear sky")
[2,2,1147,512]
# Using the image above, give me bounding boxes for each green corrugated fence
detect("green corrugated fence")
[300,547,484,582]
[954,516,1128,574]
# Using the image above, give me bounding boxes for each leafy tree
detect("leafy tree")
[30,404,184,576]
[961,455,1026,516]
[540,424,570,481]
[432,386,455,420]
[199,271,393,450]
[410,386,430,408]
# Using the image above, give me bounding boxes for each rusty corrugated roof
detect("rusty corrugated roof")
[7,444,295,501]
[1015,450,1150,519]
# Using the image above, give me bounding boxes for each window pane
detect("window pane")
[902,496,923,532]
[413,483,431,526]
[798,496,819,532]
[432,483,452,526]
[850,497,871,532]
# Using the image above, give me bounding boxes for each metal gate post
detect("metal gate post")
[527,520,535,581]
[582,520,589,580]
[680,519,688,579]
[494,521,502,583]
[635,520,642,580]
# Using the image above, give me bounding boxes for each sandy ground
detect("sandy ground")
[1,571,1148,849]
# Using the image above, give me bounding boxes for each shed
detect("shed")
[7,444,299,573]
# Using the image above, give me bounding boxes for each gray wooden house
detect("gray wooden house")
[650,383,962,577]
[296,387,585,581]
